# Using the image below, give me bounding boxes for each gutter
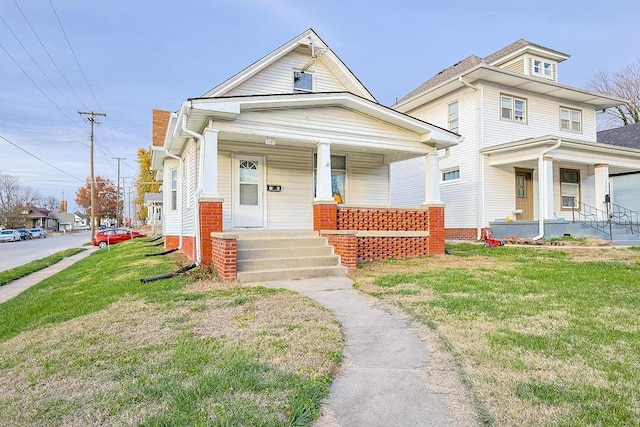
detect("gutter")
[458,76,484,241]
[180,102,206,266]
[532,139,562,240]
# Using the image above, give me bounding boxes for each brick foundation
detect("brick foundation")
[211,235,237,281]
[427,206,445,255]
[445,227,480,241]
[325,233,358,271]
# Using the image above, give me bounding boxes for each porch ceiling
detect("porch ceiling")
[481,136,640,173]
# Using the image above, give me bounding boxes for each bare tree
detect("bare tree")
[589,59,640,128]
[0,174,42,228]
[43,195,60,212]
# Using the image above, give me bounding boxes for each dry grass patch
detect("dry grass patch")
[352,244,640,426]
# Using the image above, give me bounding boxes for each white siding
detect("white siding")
[226,46,348,96]
[347,152,388,206]
[399,87,480,227]
[182,141,197,236]
[481,82,598,146]
[162,158,182,236]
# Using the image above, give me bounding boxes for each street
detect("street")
[0,231,91,272]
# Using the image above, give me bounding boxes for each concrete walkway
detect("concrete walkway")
[256,277,479,427]
[0,247,97,304]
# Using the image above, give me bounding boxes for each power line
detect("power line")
[0,14,78,113]
[12,0,88,110]
[49,0,104,112]
[0,41,79,126]
[0,133,84,183]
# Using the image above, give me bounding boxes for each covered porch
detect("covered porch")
[481,136,640,240]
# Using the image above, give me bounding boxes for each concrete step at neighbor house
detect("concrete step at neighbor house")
[234,231,346,283]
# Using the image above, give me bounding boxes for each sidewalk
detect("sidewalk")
[0,247,97,304]
[253,277,480,427]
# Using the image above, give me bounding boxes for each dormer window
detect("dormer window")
[532,59,553,79]
[293,71,313,92]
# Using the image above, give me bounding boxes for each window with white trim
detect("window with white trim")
[501,94,527,123]
[560,107,582,133]
[532,59,553,79]
[560,168,580,209]
[170,168,177,211]
[313,154,346,203]
[293,71,313,92]
[447,101,459,133]
[442,168,460,182]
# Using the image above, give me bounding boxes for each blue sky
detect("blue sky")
[1,0,639,212]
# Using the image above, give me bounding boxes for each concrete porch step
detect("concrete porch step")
[237,245,334,260]
[238,255,341,272]
[237,265,347,283]
[235,230,318,240]
[237,237,327,250]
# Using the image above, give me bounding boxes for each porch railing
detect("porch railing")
[609,203,640,235]
[571,199,640,240]
[571,200,612,240]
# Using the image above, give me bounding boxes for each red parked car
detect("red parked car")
[92,228,146,248]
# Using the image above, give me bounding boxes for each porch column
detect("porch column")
[594,164,610,211]
[424,151,442,205]
[543,156,554,219]
[201,127,219,198]
[315,141,333,201]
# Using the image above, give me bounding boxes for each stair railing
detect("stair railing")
[609,203,640,234]
[571,198,612,240]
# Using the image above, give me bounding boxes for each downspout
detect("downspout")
[180,103,206,266]
[164,148,184,251]
[458,76,484,240]
[532,139,562,240]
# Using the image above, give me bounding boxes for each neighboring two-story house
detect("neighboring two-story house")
[391,39,640,241]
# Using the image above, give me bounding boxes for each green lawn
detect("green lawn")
[353,244,640,426]
[0,247,85,286]
[0,239,342,426]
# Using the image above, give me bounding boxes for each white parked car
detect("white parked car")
[29,227,47,238]
[0,229,21,242]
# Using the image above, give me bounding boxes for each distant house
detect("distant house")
[598,123,640,212]
[143,192,162,234]
[54,212,85,231]
[391,39,640,241]
[25,206,58,231]
[151,28,459,280]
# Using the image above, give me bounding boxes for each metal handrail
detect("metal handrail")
[571,199,611,240]
[609,203,640,234]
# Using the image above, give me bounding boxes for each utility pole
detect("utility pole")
[78,110,106,240]
[112,157,125,227]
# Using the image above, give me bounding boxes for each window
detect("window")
[560,107,582,133]
[442,168,460,182]
[501,95,527,123]
[170,169,177,211]
[293,71,313,92]
[447,101,459,133]
[313,154,346,203]
[560,168,580,209]
[532,59,553,78]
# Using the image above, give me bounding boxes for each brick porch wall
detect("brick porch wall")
[319,205,446,268]
[199,200,223,267]
[211,235,237,281]
[313,202,337,231]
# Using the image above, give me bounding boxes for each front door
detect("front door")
[232,155,265,228]
[515,170,533,220]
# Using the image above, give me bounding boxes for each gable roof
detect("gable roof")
[395,39,571,107]
[597,123,640,149]
[202,28,376,102]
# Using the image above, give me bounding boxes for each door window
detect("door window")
[239,160,259,206]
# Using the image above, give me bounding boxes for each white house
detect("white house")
[391,39,640,242]
[150,29,459,280]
